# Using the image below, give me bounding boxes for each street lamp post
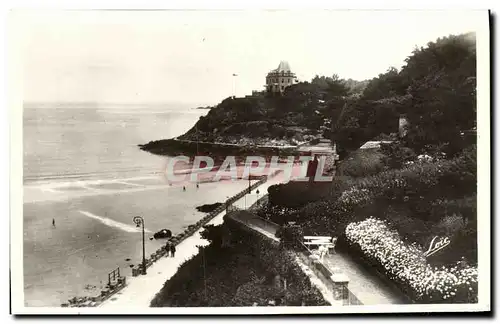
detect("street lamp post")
[133,216,147,275]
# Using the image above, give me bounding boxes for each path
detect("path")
[228,209,408,305]
[227,210,341,306]
[324,251,407,305]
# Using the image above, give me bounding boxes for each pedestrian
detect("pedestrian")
[170,244,176,257]
[183,186,186,192]
[165,243,171,257]
[52,218,56,228]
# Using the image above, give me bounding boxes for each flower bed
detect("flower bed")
[293,148,477,247]
[345,218,478,303]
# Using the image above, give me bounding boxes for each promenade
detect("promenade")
[227,208,407,305]
[323,252,407,304]
[99,176,285,308]
[100,167,406,308]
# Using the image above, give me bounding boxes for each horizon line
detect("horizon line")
[23,101,213,107]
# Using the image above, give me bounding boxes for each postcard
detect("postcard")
[9,8,491,315]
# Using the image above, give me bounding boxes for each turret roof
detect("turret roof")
[273,61,291,73]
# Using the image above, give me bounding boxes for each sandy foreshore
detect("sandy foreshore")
[99,175,286,308]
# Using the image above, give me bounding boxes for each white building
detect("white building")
[265,61,298,94]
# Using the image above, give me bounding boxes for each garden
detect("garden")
[253,33,478,303]
[259,144,477,303]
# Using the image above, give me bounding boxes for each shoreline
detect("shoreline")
[24,175,258,307]
[138,138,301,159]
[61,172,280,307]
[97,171,284,308]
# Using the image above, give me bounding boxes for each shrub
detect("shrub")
[436,214,467,237]
[257,204,300,225]
[200,224,224,248]
[373,133,398,141]
[380,142,417,169]
[337,148,386,177]
[231,223,329,306]
[351,149,476,214]
[345,218,478,303]
[267,181,332,209]
[232,277,286,306]
[151,221,328,307]
[295,185,376,237]
[382,205,431,247]
[276,223,304,249]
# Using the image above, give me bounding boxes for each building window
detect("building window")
[281,86,284,90]
[288,79,290,83]
[281,79,284,83]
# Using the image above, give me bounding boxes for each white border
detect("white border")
[6,5,492,316]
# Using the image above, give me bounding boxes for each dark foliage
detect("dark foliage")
[150,223,328,307]
[380,142,417,169]
[332,33,476,158]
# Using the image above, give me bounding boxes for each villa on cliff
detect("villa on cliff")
[265,61,298,94]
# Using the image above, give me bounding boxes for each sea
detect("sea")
[22,105,254,307]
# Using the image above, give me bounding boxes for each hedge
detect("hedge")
[345,218,478,303]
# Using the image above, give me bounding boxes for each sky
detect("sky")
[14,10,487,107]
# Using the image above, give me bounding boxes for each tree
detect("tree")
[362,67,408,101]
[342,78,370,96]
[332,33,476,158]
[402,33,476,155]
[200,224,224,248]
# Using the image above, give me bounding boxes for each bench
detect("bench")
[303,236,337,254]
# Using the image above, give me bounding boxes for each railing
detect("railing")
[62,154,284,307]
[108,267,121,286]
[297,241,363,306]
[225,192,363,307]
[61,268,127,307]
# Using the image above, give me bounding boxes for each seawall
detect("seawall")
[97,171,283,308]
